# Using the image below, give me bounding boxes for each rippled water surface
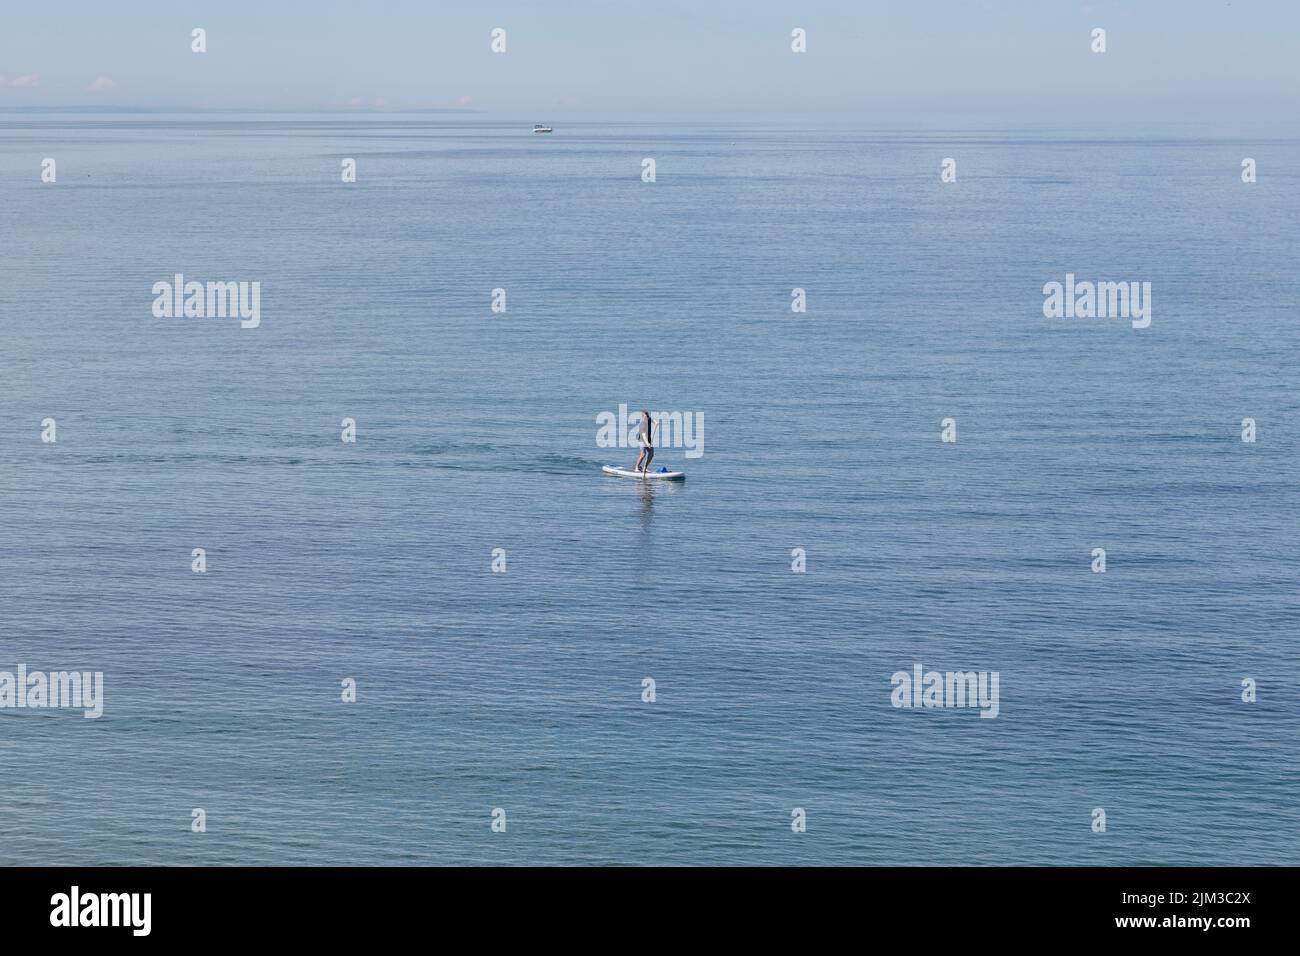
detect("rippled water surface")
[1,116,1297,864]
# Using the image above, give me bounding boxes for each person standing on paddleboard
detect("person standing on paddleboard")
[634,409,656,477]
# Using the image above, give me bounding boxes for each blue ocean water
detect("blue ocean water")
[1,115,1297,865]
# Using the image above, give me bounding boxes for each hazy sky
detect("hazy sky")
[1,0,1296,122]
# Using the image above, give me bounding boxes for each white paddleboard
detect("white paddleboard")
[602,464,685,481]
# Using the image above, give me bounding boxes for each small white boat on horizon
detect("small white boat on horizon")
[533,124,553,133]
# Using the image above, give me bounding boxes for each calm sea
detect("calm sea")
[1,115,1297,864]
